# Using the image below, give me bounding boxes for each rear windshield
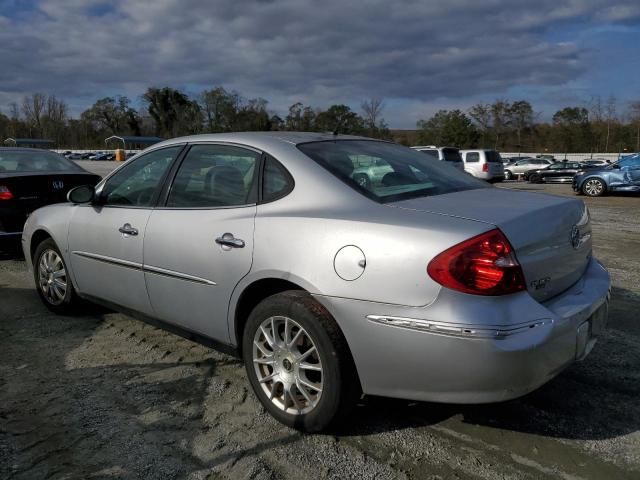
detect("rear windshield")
[0,150,83,173]
[442,148,463,163]
[486,150,502,163]
[297,140,488,203]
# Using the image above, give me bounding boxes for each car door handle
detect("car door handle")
[215,233,245,248]
[118,223,139,236]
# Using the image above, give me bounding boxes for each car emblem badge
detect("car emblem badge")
[570,225,580,249]
[52,180,64,190]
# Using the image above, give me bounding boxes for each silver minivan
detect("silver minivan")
[460,149,505,182]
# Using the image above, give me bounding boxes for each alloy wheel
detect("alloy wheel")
[38,249,67,305]
[252,316,323,415]
[584,179,604,196]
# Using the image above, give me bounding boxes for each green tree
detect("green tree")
[143,87,202,137]
[81,96,140,135]
[314,104,365,134]
[552,107,591,153]
[416,109,478,147]
[285,102,317,131]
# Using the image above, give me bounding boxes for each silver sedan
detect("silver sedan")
[22,132,610,432]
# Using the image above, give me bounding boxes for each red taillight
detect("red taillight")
[482,163,489,172]
[427,229,526,296]
[0,186,13,201]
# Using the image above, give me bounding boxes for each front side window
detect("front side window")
[166,144,259,208]
[101,146,181,207]
[298,140,487,203]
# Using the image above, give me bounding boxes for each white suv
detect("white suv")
[411,146,465,171]
[460,149,505,182]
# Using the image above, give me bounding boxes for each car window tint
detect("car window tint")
[485,151,502,163]
[167,144,259,208]
[466,152,480,162]
[262,155,293,202]
[102,146,180,207]
[442,148,463,162]
[419,150,438,158]
[0,150,83,172]
[298,140,488,203]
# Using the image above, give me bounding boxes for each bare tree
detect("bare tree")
[22,93,46,136]
[629,101,640,152]
[361,97,385,133]
[604,95,617,152]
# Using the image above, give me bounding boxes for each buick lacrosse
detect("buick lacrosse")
[22,133,610,432]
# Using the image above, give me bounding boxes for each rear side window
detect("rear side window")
[262,155,293,202]
[442,148,462,163]
[485,151,502,163]
[420,149,438,158]
[166,144,259,208]
[466,152,480,163]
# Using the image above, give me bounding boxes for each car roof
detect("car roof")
[151,132,374,152]
[0,147,61,154]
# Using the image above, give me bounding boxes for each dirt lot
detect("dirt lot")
[1,172,639,479]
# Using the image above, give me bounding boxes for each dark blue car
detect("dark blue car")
[573,154,640,197]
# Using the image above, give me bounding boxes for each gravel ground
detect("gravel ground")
[1,170,639,479]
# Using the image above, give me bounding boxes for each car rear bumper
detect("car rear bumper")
[315,257,610,403]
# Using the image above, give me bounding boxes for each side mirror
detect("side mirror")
[67,185,96,204]
[611,164,620,169]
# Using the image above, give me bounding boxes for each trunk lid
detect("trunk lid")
[388,187,592,302]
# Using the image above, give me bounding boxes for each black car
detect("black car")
[0,148,101,246]
[525,161,596,183]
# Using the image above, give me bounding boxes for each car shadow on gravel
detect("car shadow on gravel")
[335,286,640,443]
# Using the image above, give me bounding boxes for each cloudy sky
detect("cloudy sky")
[1,0,639,127]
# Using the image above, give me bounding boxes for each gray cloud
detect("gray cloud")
[1,0,639,124]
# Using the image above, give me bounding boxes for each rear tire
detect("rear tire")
[529,174,541,183]
[242,290,360,432]
[33,238,80,315]
[582,178,606,197]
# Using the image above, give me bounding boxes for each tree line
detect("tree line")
[415,97,640,153]
[1,88,639,153]
[0,88,390,149]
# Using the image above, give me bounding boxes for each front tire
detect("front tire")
[582,178,606,197]
[33,238,80,314]
[504,170,513,180]
[242,291,360,432]
[528,174,541,183]
[353,174,371,189]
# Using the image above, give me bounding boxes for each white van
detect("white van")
[411,146,465,171]
[460,149,505,182]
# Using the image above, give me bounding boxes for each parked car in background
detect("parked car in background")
[66,153,85,160]
[525,162,598,183]
[61,151,72,158]
[503,158,554,180]
[411,146,465,171]
[0,148,100,246]
[93,152,115,161]
[502,156,533,166]
[573,154,640,196]
[21,132,609,432]
[460,149,504,182]
[536,154,556,161]
[581,158,610,166]
[81,152,94,160]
